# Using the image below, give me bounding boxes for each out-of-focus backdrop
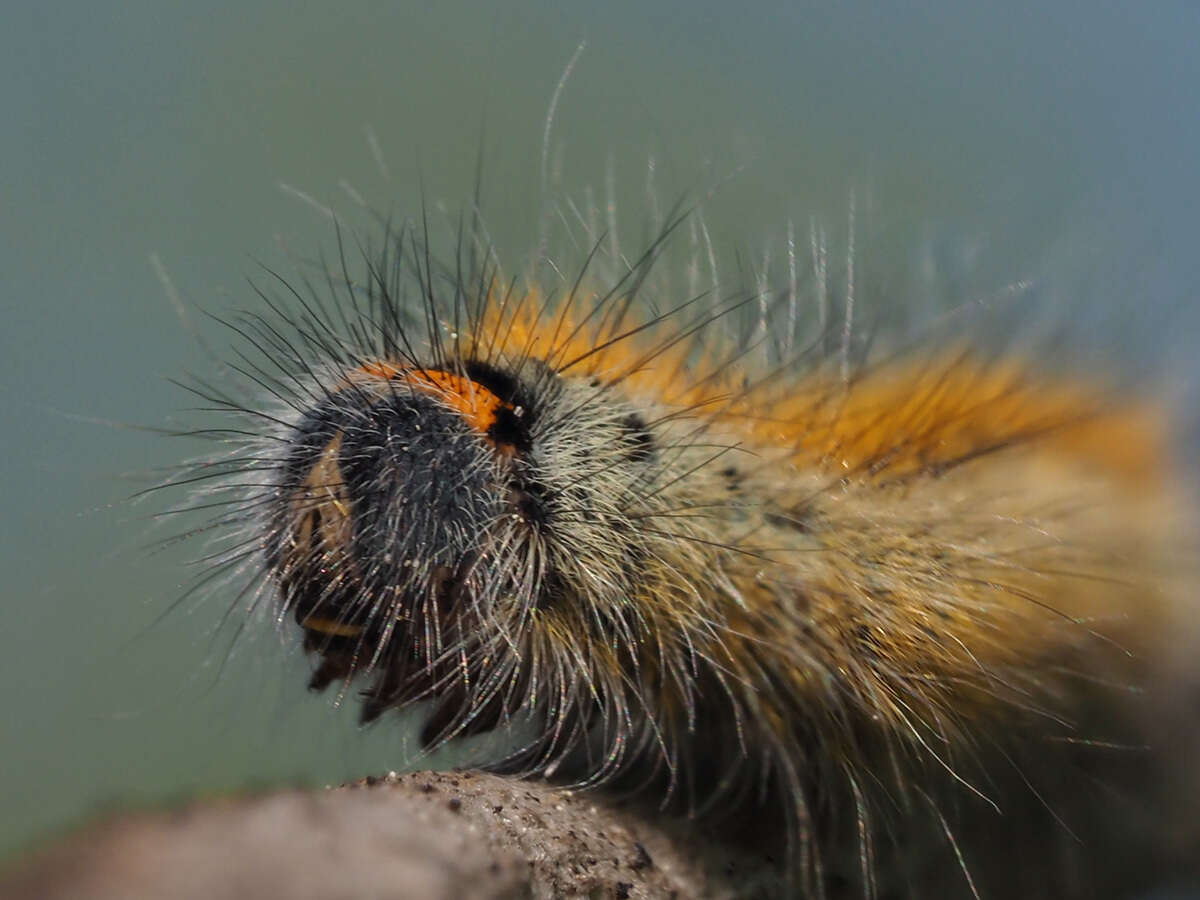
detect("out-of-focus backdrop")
[3,0,1199,861]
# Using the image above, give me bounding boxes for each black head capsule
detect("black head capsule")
[261,356,662,740]
[265,365,525,705]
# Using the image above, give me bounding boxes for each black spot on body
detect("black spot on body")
[620,412,655,462]
[459,359,536,453]
[487,405,532,452]
[463,359,522,406]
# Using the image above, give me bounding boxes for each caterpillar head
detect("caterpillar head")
[263,350,687,758]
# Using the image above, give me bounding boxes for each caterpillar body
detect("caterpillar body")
[182,202,1198,898]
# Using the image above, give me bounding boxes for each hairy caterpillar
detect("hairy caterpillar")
[175,189,1198,898]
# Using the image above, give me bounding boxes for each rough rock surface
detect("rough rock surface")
[0,771,785,899]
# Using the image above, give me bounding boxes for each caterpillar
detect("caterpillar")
[175,189,1199,898]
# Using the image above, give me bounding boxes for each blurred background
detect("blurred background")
[3,0,1199,862]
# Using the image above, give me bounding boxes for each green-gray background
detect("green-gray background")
[4,0,1199,861]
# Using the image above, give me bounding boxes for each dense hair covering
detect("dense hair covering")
[169,199,1198,898]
